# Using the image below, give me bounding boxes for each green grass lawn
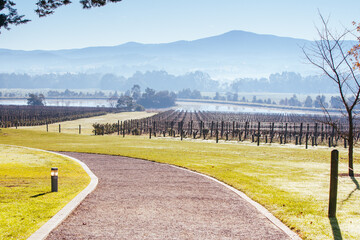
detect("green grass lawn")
[0,144,90,240]
[0,128,359,239]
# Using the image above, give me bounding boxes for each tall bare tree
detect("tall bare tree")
[303,14,359,177]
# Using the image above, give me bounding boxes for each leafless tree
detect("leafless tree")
[107,95,118,108]
[303,14,360,177]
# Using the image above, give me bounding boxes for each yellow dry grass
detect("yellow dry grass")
[0,144,90,239]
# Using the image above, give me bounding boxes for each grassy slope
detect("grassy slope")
[0,144,90,240]
[0,128,359,239]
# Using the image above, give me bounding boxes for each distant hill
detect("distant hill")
[0,30,353,79]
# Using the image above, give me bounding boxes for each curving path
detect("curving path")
[46,152,294,240]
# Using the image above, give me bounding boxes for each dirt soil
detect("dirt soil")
[46,152,291,240]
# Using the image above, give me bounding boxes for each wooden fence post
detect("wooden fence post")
[79,124,81,134]
[59,124,61,133]
[221,121,224,138]
[232,121,235,139]
[329,149,339,218]
[244,122,248,140]
[211,121,214,137]
[315,123,318,146]
[299,122,303,145]
[257,121,260,146]
[306,124,309,149]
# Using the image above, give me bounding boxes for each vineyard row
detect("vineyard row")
[0,105,120,128]
[93,110,356,148]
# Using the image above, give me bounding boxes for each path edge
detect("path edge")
[10,144,300,240]
[5,146,101,240]
[170,165,302,240]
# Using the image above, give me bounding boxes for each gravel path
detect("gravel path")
[46,152,292,240]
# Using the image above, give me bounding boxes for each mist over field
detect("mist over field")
[0,31,320,76]
[1,30,353,94]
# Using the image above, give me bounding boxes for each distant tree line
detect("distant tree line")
[229,72,338,93]
[47,89,107,98]
[0,71,339,94]
[0,71,219,92]
[176,90,346,110]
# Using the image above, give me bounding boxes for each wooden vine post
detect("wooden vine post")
[232,121,235,139]
[257,121,260,146]
[299,123,303,145]
[306,124,309,149]
[328,150,339,218]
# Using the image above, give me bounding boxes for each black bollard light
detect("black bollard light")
[51,167,58,192]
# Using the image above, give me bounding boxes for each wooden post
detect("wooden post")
[284,123,288,144]
[328,150,339,218]
[117,120,120,135]
[46,123,48,132]
[149,128,152,139]
[244,122,248,140]
[315,123,318,146]
[232,121,235,138]
[190,120,193,135]
[257,122,260,146]
[79,125,81,134]
[59,124,61,133]
[299,123,303,145]
[312,136,315,147]
[211,121,214,137]
[216,130,219,143]
[221,121,224,138]
[306,124,309,149]
[198,121,202,138]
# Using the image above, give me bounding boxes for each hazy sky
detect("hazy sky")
[0,0,359,50]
